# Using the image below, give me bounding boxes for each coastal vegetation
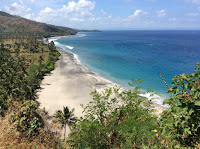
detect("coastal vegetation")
[53,106,77,140]
[0,11,199,148]
[0,32,63,148]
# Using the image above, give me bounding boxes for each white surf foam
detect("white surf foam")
[139,92,169,108]
[53,41,59,45]
[66,45,74,50]
[73,53,81,64]
[77,33,86,37]
[49,38,58,42]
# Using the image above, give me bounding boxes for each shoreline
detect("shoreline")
[48,35,168,106]
[37,45,165,114]
[48,35,121,87]
[37,47,115,117]
[38,35,166,112]
[37,45,165,136]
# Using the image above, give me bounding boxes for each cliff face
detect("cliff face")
[0,11,77,35]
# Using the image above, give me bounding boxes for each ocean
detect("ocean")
[51,30,200,105]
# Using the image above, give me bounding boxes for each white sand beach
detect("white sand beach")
[37,48,114,117]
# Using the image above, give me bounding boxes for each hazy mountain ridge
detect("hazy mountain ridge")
[0,11,77,35]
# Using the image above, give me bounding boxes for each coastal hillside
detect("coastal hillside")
[0,11,77,35]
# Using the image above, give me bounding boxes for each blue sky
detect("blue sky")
[0,0,200,29]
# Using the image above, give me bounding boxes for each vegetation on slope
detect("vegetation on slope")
[0,11,77,36]
[0,33,63,148]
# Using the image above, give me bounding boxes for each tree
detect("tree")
[68,79,160,148]
[54,106,76,140]
[159,63,200,148]
[9,100,44,138]
[38,55,44,66]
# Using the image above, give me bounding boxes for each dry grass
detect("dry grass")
[20,53,50,65]
[0,111,64,149]
[2,39,51,65]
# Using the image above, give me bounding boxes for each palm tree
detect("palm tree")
[38,55,44,66]
[53,106,76,140]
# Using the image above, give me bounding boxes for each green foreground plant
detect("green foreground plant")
[54,106,77,140]
[159,63,200,148]
[67,64,200,148]
[67,78,160,148]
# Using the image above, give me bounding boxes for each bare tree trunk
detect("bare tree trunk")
[64,124,66,140]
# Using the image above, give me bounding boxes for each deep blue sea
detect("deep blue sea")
[51,30,200,104]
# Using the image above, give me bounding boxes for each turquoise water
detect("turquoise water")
[52,30,200,103]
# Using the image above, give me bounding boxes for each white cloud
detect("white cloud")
[157,9,166,17]
[169,18,177,21]
[31,0,95,22]
[129,10,148,18]
[5,2,31,15]
[101,9,112,18]
[101,9,107,15]
[41,7,53,14]
[60,0,95,13]
[88,17,100,22]
[185,0,200,4]
[69,17,85,22]
[24,13,32,19]
[186,13,200,16]
[25,0,96,28]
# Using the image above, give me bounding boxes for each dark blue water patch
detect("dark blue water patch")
[56,30,200,97]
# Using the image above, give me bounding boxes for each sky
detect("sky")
[0,0,200,30]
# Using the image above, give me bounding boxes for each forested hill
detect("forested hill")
[0,11,77,35]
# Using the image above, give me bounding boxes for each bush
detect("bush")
[8,100,44,138]
[159,63,200,148]
[27,64,41,89]
[47,63,55,71]
[68,79,160,148]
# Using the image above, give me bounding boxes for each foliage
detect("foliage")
[9,100,44,138]
[27,64,41,90]
[54,106,77,140]
[0,10,77,35]
[0,47,34,116]
[0,33,63,148]
[68,78,160,148]
[0,114,63,149]
[159,63,200,148]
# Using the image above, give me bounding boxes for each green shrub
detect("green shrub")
[9,100,44,138]
[159,63,200,148]
[47,63,55,71]
[68,79,160,148]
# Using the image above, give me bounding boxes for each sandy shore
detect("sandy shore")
[37,48,114,117]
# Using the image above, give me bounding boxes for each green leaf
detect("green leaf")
[152,129,157,133]
[181,74,187,79]
[194,101,200,106]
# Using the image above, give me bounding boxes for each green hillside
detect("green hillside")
[0,11,77,35]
